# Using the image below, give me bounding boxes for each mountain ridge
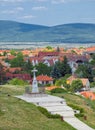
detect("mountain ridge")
[0,20,95,43]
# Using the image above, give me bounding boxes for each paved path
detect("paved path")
[16,94,94,130]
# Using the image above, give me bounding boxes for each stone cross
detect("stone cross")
[32,68,39,93]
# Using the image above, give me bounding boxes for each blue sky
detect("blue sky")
[0,0,95,26]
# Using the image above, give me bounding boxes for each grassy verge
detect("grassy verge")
[0,85,76,130]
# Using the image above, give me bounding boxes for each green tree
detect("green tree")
[59,56,71,76]
[90,81,95,88]
[22,60,34,74]
[51,63,61,79]
[3,51,7,56]
[10,52,25,67]
[10,50,16,56]
[51,57,71,79]
[75,64,93,82]
[56,46,60,52]
[46,46,52,50]
[36,63,52,76]
[0,63,6,84]
[70,79,83,92]
[55,74,71,89]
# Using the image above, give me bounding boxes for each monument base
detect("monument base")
[24,92,48,97]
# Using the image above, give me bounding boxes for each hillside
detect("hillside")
[0,20,95,43]
[0,85,76,130]
[0,85,95,129]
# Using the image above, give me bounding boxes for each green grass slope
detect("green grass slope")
[0,20,95,43]
[0,85,76,130]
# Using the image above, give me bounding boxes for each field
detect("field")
[0,85,76,130]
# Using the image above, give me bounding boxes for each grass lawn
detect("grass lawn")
[53,92,95,129]
[0,85,76,130]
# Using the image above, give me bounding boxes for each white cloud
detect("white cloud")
[51,0,95,4]
[1,7,24,14]
[20,15,35,19]
[34,0,48,2]
[0,0,47,3]
[0,0,23,2]
[2,10,16,14]
[51,0,76,4]
[32,6,47,10]
[16,7,24,11]
[52,0,65,4]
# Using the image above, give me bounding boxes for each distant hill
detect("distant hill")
[0,20,95,43]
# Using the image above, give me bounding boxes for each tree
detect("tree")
[70,79,83,92]
[0,63,6,84]
[46,46,52,50]
[35,63,52,76]
[51,63,61,79]
[22,60,33,74]
[51,56,71,79]
[90,81,95,88]
[56,46,60,52]
[55,74,71,89]
[10,50,16,56]
[10,52,25,67]
[3,51,7,56]
[75,64,93,82]
[59,56,71,76]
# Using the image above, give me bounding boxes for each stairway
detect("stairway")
[16,94,94,130]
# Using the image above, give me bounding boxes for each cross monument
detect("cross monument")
[32,68,39,93]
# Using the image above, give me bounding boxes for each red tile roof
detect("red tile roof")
[7,67,22,73]
[6,73,32,81]
[37,75,53,81]
[38,51,60,57]
[21,50,31,55]
[29,56,43,63]
[80,91,95,100]
[86,47,95,52]
[7,55,16,60]
[0,56,6,59]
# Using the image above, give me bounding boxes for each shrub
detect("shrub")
[45,83,51,87]
[67,103,84,113]
[67,103,85,117]
[75,113,84,117]
[90,82,95,88]
[9,78,29,86]
[38,106,61,119]
[51,88,67,94]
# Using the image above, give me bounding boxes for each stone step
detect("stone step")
[40,102,67,107]
[37,100,65,104]
[46,109,74,113]
[44,106,73,111]
[52,111,74,118]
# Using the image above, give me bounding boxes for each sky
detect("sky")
[0,0,95,26]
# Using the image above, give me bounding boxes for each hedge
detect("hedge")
[67,103,85,117]
[51,88,67,94]
[38,106,61,119]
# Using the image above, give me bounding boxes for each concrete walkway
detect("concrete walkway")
[16,94,94,130]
